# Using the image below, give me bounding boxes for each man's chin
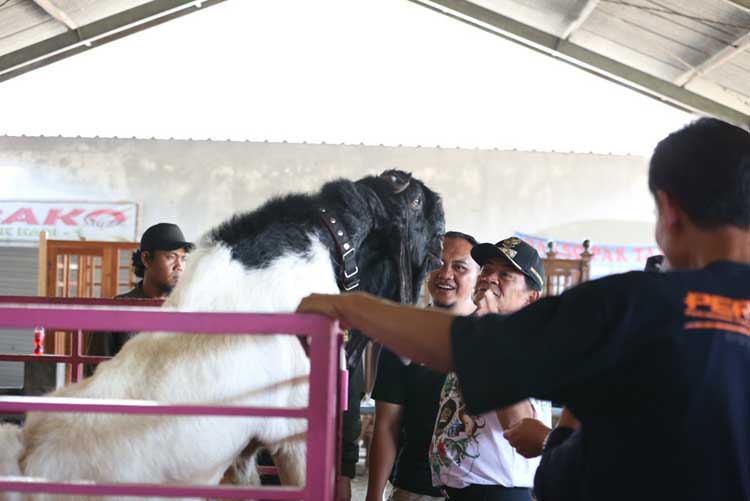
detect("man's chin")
[432,300,456,310]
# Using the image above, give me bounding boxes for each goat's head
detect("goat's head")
[358,169,445,303]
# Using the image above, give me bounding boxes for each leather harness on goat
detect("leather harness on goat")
[318,208,361,292]
[307,171,417,369]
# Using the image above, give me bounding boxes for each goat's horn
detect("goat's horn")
[379,170,411,194]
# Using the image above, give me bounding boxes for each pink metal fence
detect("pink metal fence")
[0,296,347,500]
[0,296,165,383]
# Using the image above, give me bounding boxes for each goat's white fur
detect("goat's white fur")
[0,236,339,500]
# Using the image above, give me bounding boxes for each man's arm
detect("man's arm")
[297,292,455,372]
[365,401,404,501]
[299,275,627,414]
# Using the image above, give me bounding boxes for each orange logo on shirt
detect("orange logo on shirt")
[684,292,750,336]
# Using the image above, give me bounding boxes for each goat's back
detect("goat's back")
[20,237,338,487]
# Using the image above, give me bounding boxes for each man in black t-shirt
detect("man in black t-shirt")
[299,118,750,500]
[367,232,479,501]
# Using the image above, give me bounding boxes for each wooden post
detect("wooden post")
[37,231,47,297]
[546,241,557,259]
[580,240,592,282]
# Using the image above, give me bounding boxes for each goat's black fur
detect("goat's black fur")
[209,170,445,304]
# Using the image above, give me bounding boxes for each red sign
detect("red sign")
[0,201,137,244]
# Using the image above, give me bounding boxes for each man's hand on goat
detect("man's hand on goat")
[296,293,354,330]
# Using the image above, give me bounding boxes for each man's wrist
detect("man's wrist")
[337,293,356,328]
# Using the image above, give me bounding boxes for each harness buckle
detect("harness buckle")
[344,266,359,279]
[343,280,360,291]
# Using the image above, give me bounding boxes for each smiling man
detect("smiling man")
[471,237,544,316]
[427,231,481,314]
[367,231,479,501]
[428,237,548,501]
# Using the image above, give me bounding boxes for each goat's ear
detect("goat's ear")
[379,169,412,194]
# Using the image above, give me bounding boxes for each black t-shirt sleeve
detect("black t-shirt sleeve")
[451,274,638,415]
[371,347,408,405]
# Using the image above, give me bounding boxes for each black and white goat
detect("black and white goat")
[0,170,444,499]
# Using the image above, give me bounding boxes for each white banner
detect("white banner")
[515,232,661,279]
[0,201,138,245]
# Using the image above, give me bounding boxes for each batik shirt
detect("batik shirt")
[429,371,551,489]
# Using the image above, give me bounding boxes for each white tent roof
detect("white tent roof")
[410,0,750,127]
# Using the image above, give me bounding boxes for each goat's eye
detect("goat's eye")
[411,197,422,209]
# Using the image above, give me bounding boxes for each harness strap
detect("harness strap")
[318,207,360,291]
[293,208,361,360]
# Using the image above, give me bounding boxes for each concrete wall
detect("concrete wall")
[0,136,659,388]
[0,136,656,247]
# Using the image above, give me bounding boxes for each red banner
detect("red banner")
[0,201,137,245]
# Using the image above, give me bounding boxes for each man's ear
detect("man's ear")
[656,191,684,231]
[526,289,541,305]
[140,250,151,269]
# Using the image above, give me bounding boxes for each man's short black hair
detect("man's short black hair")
[131,249,145,279]
[444,231,478,247]
[648,117,750,229]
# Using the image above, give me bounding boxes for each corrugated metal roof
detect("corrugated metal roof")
[1,0,748,127]
[0,0,224,82]
[411,0,750,126]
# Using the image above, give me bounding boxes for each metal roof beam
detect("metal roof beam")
[0,0,225,83]
[31,0,79,31]
[718,0,750,14]
[559,0,599,42]
[409,0,750,128]
[674,31,750,87]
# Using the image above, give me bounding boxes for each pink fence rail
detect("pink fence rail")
[0,296,347,500]
[0,295,165,382]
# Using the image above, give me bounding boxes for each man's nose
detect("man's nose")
[480,273,498,284]
[437,264,452,279]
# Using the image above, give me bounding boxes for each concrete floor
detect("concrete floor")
[351,464,396,500]
[351,445,394,500]
[352,463,368,500]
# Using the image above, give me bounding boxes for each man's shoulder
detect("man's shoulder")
[582,263,750,311]
[114,283,148,300]
[563,269,672,305]
[114,289,140,299]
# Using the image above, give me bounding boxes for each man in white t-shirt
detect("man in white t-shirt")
[429,237,552,501]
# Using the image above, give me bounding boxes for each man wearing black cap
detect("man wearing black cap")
[427,237,548,501]
[86,222,193,364]
[471,237,545,316]
[126,222,194,300]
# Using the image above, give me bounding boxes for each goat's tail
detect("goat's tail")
[0,422,23,477]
